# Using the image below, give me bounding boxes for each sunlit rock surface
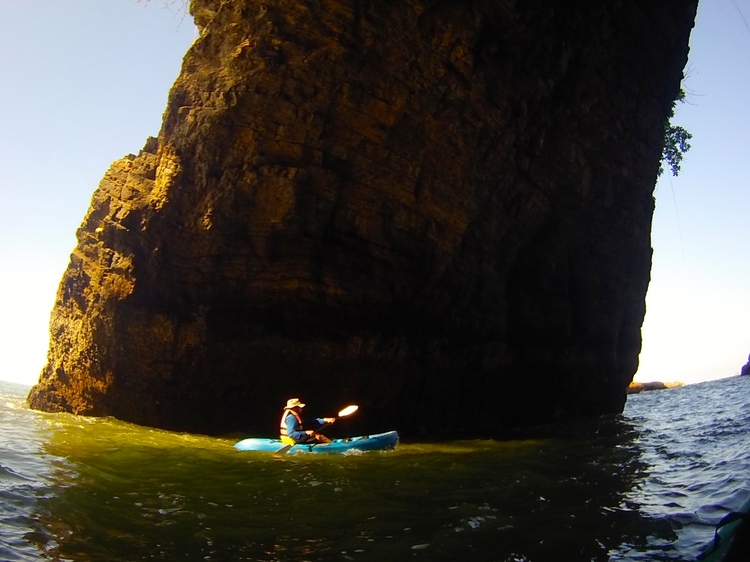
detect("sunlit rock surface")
[28,0,698,437]
[627,381,684,394]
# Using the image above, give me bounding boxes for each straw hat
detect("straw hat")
[285,398,305,409]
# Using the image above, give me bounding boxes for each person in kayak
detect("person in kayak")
[280,398,335,444]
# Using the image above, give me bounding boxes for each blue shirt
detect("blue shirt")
[284,411,326,442]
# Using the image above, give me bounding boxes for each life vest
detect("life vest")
[279,408,303,444]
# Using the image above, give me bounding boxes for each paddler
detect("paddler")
[280,398,335,444]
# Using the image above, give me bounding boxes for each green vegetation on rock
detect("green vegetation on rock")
[660,88,692,177]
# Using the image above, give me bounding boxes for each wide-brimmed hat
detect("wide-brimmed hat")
[285,398,305,409]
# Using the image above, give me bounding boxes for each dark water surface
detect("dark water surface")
[0,376,748,561]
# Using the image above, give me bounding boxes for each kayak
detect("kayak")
[234,430,399,454]
[697,495,750,562]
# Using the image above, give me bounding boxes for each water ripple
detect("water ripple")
[622,376,750,558]
[0,377,748,560]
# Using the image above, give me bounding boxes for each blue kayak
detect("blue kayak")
[234,430,399,454]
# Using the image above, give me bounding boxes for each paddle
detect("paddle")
[336,405,359,418]
[275,405,359,454]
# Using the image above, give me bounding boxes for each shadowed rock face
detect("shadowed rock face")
[28,0,698,437]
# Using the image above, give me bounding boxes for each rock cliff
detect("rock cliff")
[28,0,698,437]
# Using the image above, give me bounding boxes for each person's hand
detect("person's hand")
[306,430,315,435]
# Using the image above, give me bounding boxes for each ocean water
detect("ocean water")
[0,375,748,561]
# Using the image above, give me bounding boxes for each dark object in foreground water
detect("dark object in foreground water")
[698,494,750,562]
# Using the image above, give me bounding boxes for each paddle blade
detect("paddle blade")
[337,405,359,417]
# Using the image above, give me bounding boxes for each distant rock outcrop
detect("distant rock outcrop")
[627,381,684,394]
[741,354,750,376]
[28,0,698,437]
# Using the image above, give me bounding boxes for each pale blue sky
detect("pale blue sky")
[640,0,750,383]
[0,1,748,387]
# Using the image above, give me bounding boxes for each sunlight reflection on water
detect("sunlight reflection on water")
[0,376,748,560]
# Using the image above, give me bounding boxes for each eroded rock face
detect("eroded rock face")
[28,0,698,437]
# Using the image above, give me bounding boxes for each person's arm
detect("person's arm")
[302,418,336,428]
[311,417,335,429]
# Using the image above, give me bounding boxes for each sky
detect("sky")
[0,1,748,388]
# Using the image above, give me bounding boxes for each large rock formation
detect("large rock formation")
[28,0,698,437]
